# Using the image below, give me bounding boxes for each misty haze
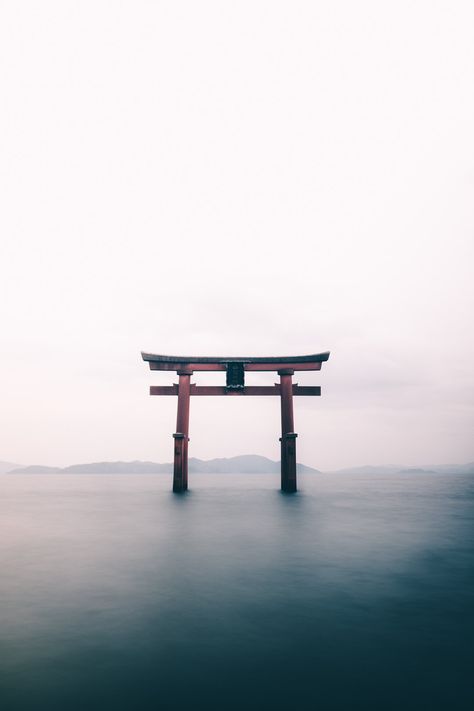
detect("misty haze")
[1,1,473,710]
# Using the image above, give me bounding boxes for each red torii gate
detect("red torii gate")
[141,352,330,492]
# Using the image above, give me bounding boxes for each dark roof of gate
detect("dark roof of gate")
[141,352,330,364]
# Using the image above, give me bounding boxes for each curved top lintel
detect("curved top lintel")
[141,352,330,364]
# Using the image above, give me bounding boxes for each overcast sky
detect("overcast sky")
[1,1,473,470]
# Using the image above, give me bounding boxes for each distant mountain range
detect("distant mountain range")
[324,463,474,475]
[2,457,474,475]
[4,455,319,475]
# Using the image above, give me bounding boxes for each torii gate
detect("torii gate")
[142,352,330,492]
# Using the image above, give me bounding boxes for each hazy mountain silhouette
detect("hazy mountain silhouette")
[8,455,319,475]
[6,459,474,475]
[325,463,474,475]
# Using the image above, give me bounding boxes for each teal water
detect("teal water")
[0,472,473,710]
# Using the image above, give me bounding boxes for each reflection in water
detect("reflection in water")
[0,472,473,710]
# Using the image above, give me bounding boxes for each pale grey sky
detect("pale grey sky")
[1,1,473,469]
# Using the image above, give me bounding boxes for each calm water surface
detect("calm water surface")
[0,472,473,710]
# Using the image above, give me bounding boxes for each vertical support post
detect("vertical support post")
[279,369,297,492]
[173,370,191,492]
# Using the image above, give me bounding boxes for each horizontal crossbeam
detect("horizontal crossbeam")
[148,362,322,372]
[150,385,321,396]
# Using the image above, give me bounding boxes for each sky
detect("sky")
[1,1,473,470]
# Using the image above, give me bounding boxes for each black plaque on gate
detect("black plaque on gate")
[226,362,245,389]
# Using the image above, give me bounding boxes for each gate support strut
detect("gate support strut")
[279,369,297,492]
[173,370,191,492]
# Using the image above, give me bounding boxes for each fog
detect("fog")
[1,1,473,469]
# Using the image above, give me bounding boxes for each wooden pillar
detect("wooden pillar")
[279,369,297,492]
[173,370,191,492]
